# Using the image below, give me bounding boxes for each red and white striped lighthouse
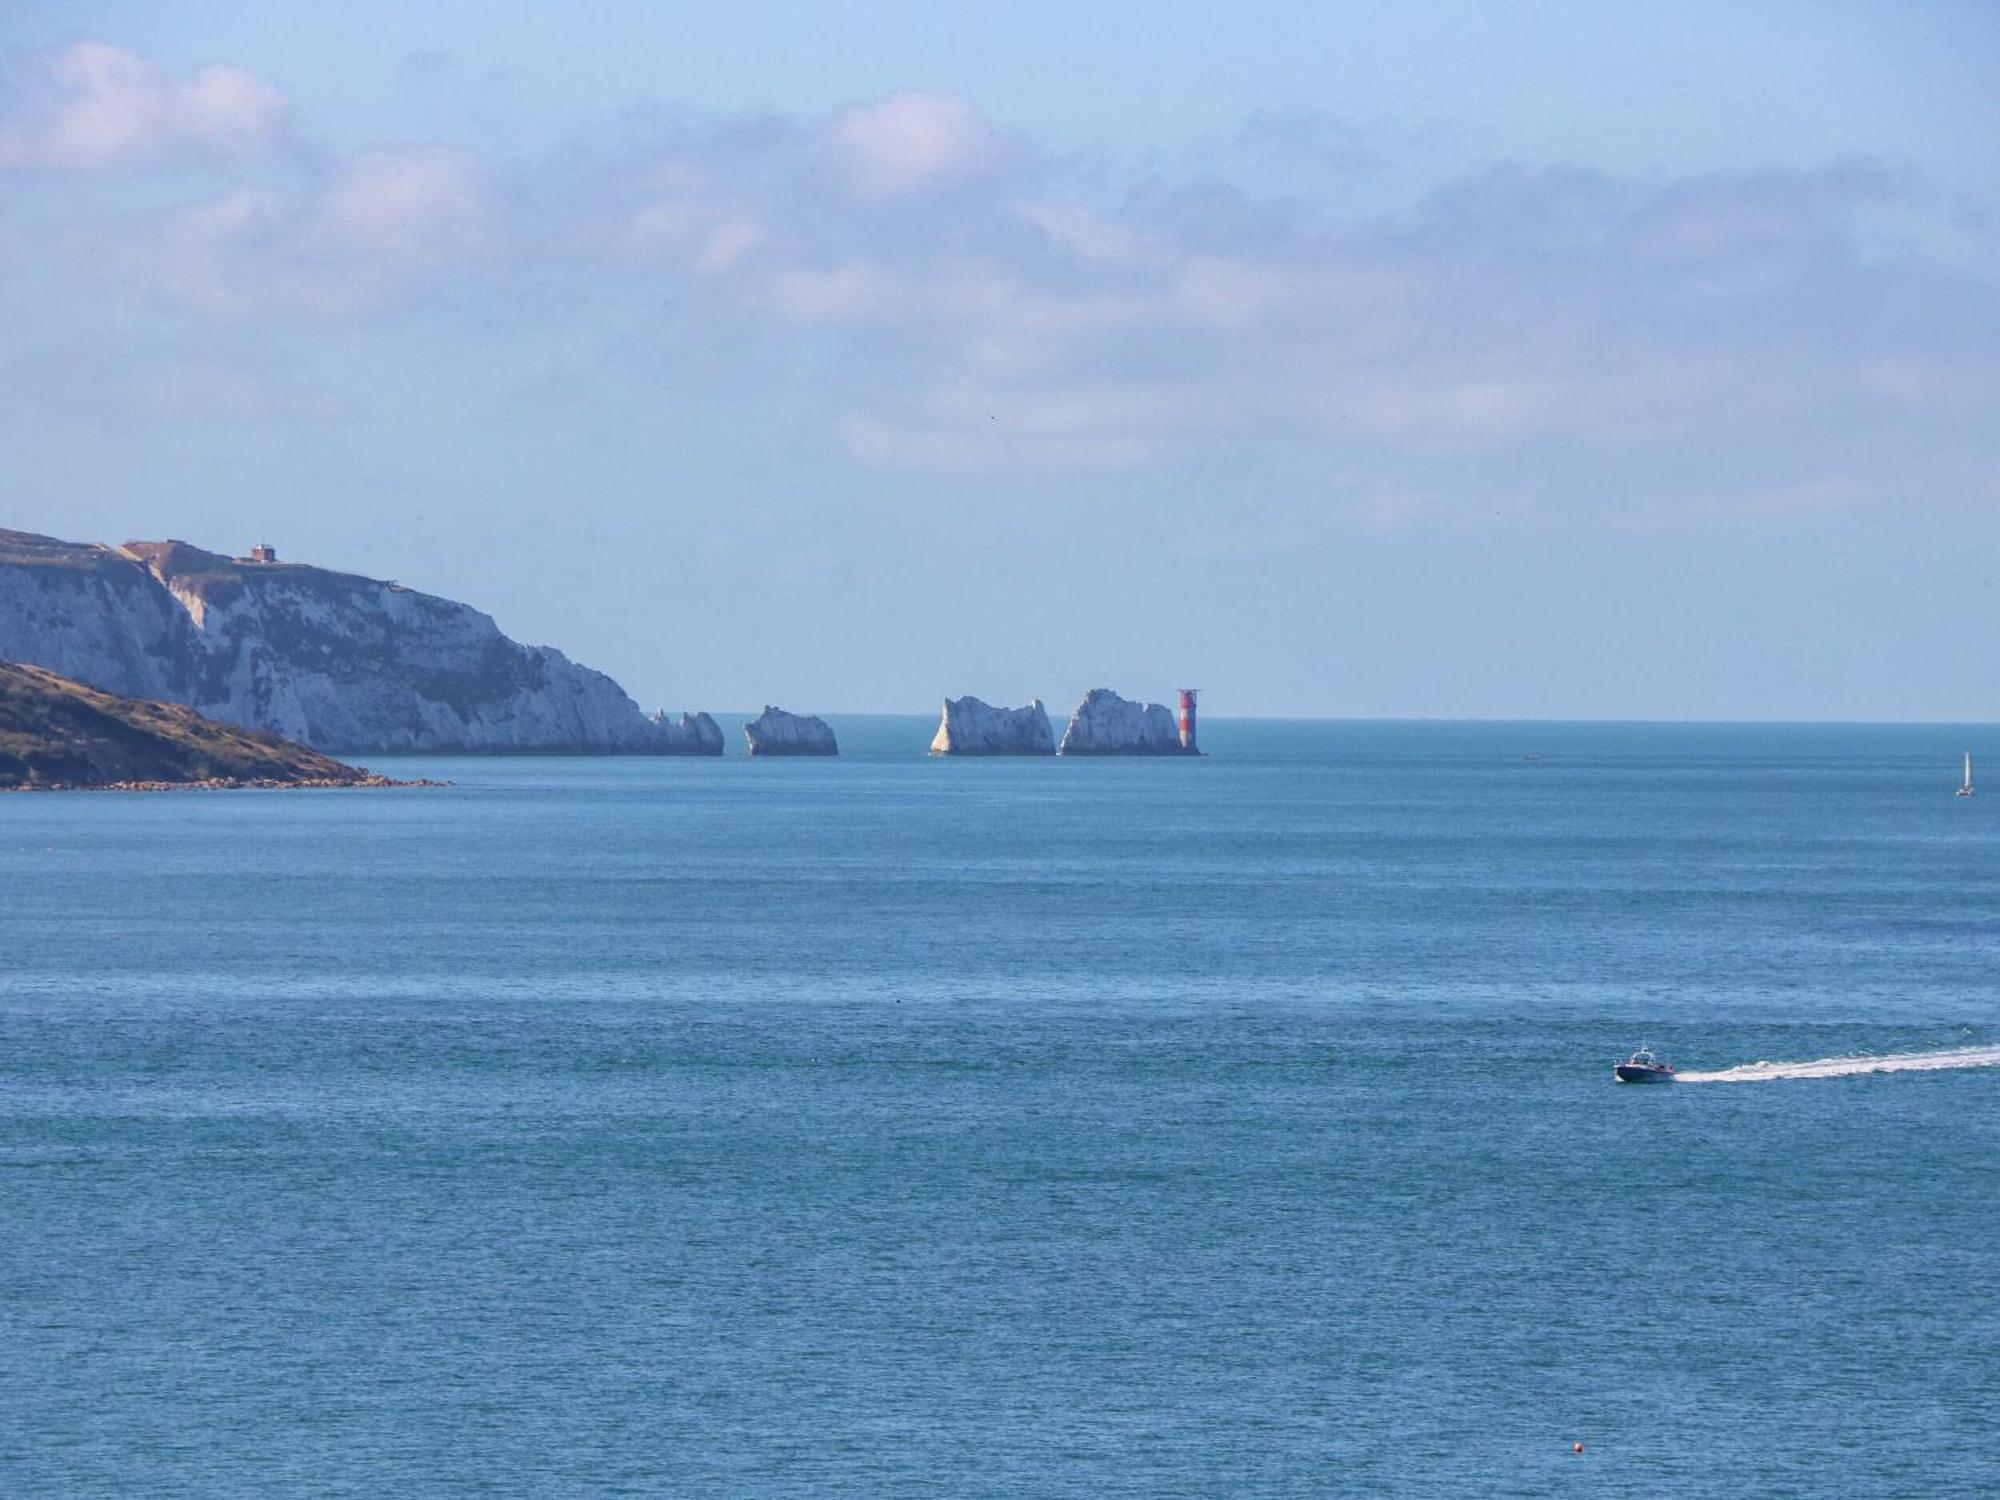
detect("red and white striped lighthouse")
[1177,688,1199,753]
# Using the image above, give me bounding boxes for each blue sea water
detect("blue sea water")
[2,718,1996,1497]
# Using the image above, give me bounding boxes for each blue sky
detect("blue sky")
[3,2,1997,717]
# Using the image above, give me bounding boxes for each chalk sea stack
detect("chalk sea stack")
[929,696,1055,756]
[0,661,402,789]
[0,528,719,755]
[743,705,838,756]
[1058,688,1195,756]
[650,710,725,754]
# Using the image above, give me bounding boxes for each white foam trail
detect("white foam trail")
[1676,1045,2000,1084]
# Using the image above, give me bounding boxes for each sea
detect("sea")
[2,718,1995,1497]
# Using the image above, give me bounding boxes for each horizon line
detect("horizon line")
[726,710,2000,729]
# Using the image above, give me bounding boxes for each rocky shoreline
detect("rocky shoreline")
[4,774,448,793]
[0,659,445,791]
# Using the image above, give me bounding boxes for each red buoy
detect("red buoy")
[1573,1442,1585,1455]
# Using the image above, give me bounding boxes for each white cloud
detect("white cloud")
[828,92,997,197]
[155,188,286,313]
[0,329,339,429]
[4,46,1995,523]
[715,152,1999,488]
[1014,200,1166,266]
[617,196,765,272]
[151,148,491,317]
[839,410,1156,473]
[318,147,489,262]
[764,261,891,321]
[694,218,764,271]
[0,41,288,169]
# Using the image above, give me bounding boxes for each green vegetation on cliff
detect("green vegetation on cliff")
[0,661,383,789]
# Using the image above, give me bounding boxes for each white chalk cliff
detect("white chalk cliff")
[743,705,838,756]
[0,528,720,754]
[1058,688,1191,755]
[929,696,1055,755]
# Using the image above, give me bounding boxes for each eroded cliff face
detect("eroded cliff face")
[0,529,719,754]
[930,696,1054,755]
[1058,688,1191,755]
[743,705,838,756]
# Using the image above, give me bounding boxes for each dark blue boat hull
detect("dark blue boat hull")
[1615,1065,1674,1084]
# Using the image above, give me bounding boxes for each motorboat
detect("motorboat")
[1614,1046,1676,1084]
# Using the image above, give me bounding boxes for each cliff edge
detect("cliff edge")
[0,528,718,755]
[1058,688,1193,756]
[930,696,1054,755]
[744,706,838,757]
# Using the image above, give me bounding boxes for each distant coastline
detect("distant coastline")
[4,775,443,793]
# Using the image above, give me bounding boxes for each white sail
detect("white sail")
[1968,753,1975,790]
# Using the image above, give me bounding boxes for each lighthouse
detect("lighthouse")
[1177,688,1199,753]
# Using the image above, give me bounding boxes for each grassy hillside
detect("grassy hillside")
[0,661,380,789]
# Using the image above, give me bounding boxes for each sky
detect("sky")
[2,1,1997,719]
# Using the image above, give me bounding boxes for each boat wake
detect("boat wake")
[1676,1045,2000,1084]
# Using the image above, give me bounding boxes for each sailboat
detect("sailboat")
[1959,752,1976,797]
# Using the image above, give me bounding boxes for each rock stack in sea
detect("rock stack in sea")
[1057,688,1193,756]
[929,696,1055,756]
[651,709,725,755]
[743,706,838,756]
